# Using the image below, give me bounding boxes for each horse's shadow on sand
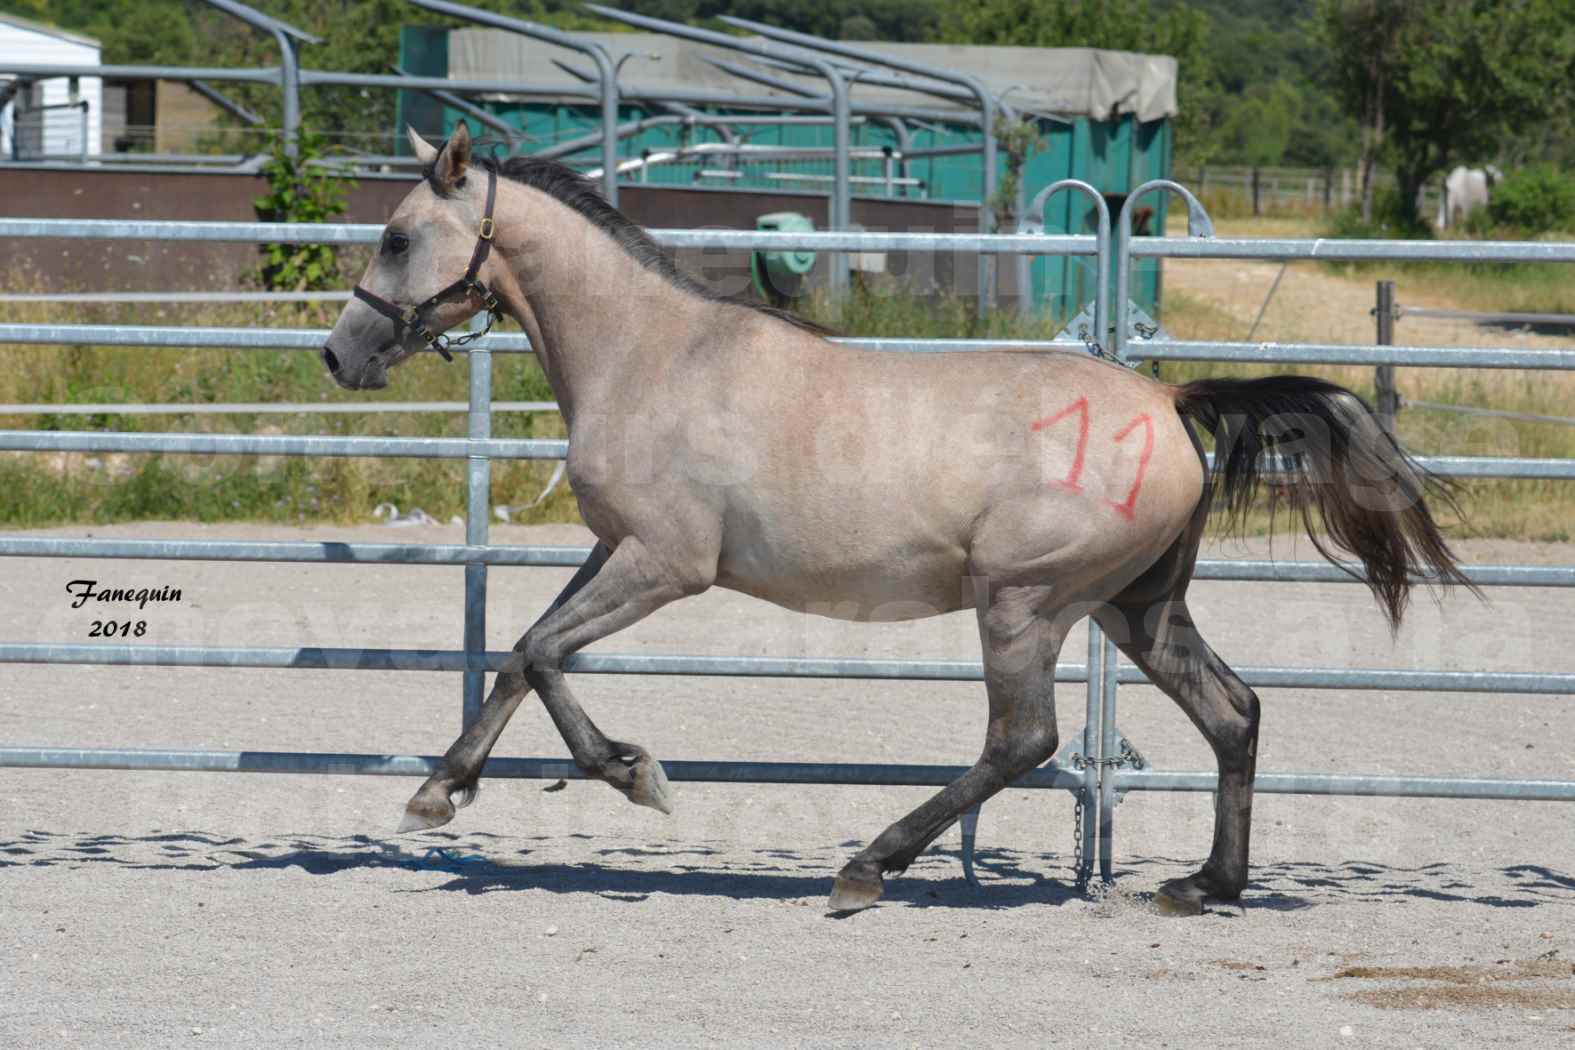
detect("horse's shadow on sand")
[5,828,1573,913]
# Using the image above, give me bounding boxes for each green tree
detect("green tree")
[1318,0,1575,227]
[937,0,1219,164]
[1216,82,1299,167]
[686,1,946,43]
[0,0,50,17]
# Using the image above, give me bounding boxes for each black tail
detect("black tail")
[1174,375,1477,628]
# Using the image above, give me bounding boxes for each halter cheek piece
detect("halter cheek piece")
[352,166,502,363]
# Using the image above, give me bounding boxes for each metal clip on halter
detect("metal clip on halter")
[352,164,503,365]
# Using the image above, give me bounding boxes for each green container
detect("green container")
[751,211,816,302]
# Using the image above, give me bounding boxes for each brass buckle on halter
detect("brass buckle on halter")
[421,327,455,362]
[478,217,496,241]
[400,306,420,326]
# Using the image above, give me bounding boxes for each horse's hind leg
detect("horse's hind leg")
[1095,590,1261,915]
[829,583,1065,911]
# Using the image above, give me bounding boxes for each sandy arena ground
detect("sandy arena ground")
[2,521,1573,1047]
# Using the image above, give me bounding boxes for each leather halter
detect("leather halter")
[352,166,502,362]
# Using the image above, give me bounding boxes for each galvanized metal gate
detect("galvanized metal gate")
[2,193,1573,888]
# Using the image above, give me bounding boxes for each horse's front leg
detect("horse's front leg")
[399,537,709,831]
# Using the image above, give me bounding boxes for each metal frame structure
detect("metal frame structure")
[1,2,1043,303]
[197,0,318,157]
[2,211,1573,889]
[578,4,851,297]
[405,0,620,205]
[710,15,999,311]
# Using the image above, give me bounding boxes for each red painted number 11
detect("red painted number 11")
[1031,402,1153,520]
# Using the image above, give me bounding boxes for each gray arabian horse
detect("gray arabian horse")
[322,124,1471,915]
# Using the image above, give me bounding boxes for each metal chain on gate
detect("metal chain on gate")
[1076,322,1158,377]
[1076,324,1120,365]
[1066,741,1146,773]
[1072,790,1087,890]
[1067,738,1148,892]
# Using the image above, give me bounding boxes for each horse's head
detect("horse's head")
[323,122,501,390]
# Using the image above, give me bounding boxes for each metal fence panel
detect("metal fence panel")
[2,212,1572,893]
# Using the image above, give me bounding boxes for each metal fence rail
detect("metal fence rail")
[0,427,1560,480]
[0,430,566,459]
[1400,305,1575,327]
[0,747,1087,791]
[0,291,353,304]
[3,212,1573,892]
[6,535,1572,587]
[3,644,1570,695]
[0,401,558,416]
[3,324,1570,371]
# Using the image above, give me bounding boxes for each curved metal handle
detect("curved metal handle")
[1021,179,1111,349]
[1114,179,1214,361]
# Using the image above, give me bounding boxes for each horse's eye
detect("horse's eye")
[385,232,410,255]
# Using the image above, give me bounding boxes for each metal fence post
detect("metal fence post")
[463,346,492,728]
[1113,180,1215,362]
[1375,280,1399,432]
[1097,632,1120,883]
[1251,166,1261,216]
[1077,621,1103,888]
[275,31,300,157]
[1020,180,1109,339]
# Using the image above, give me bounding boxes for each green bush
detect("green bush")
[1459,202,1499,238]
[1487,166,1575,235]
[1323,187,1433,240]
[253,132,353,291]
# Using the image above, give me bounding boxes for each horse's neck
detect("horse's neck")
[497,194,706,428]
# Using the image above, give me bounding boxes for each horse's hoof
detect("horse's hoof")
[828,862,884,913]
[603,746,674,815]
[1154,876,1208,917]
[398,783,458,833]
[452,783,479,810]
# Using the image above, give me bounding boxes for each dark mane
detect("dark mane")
[442,154,833,337]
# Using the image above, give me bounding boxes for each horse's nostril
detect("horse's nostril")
[321,346,341,374]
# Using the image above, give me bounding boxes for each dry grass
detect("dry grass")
[1350,985,1575,1010]
[1333,958,1575,1011]
[1166,209,1575,318]
[1334,960,1573,982]
[0,294,573,527]
[1155,227,1575,541]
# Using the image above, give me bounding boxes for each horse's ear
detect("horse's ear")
[406,125,438,165]
[431,121,472,193]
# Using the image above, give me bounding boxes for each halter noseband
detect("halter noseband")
[352,166,502,363]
